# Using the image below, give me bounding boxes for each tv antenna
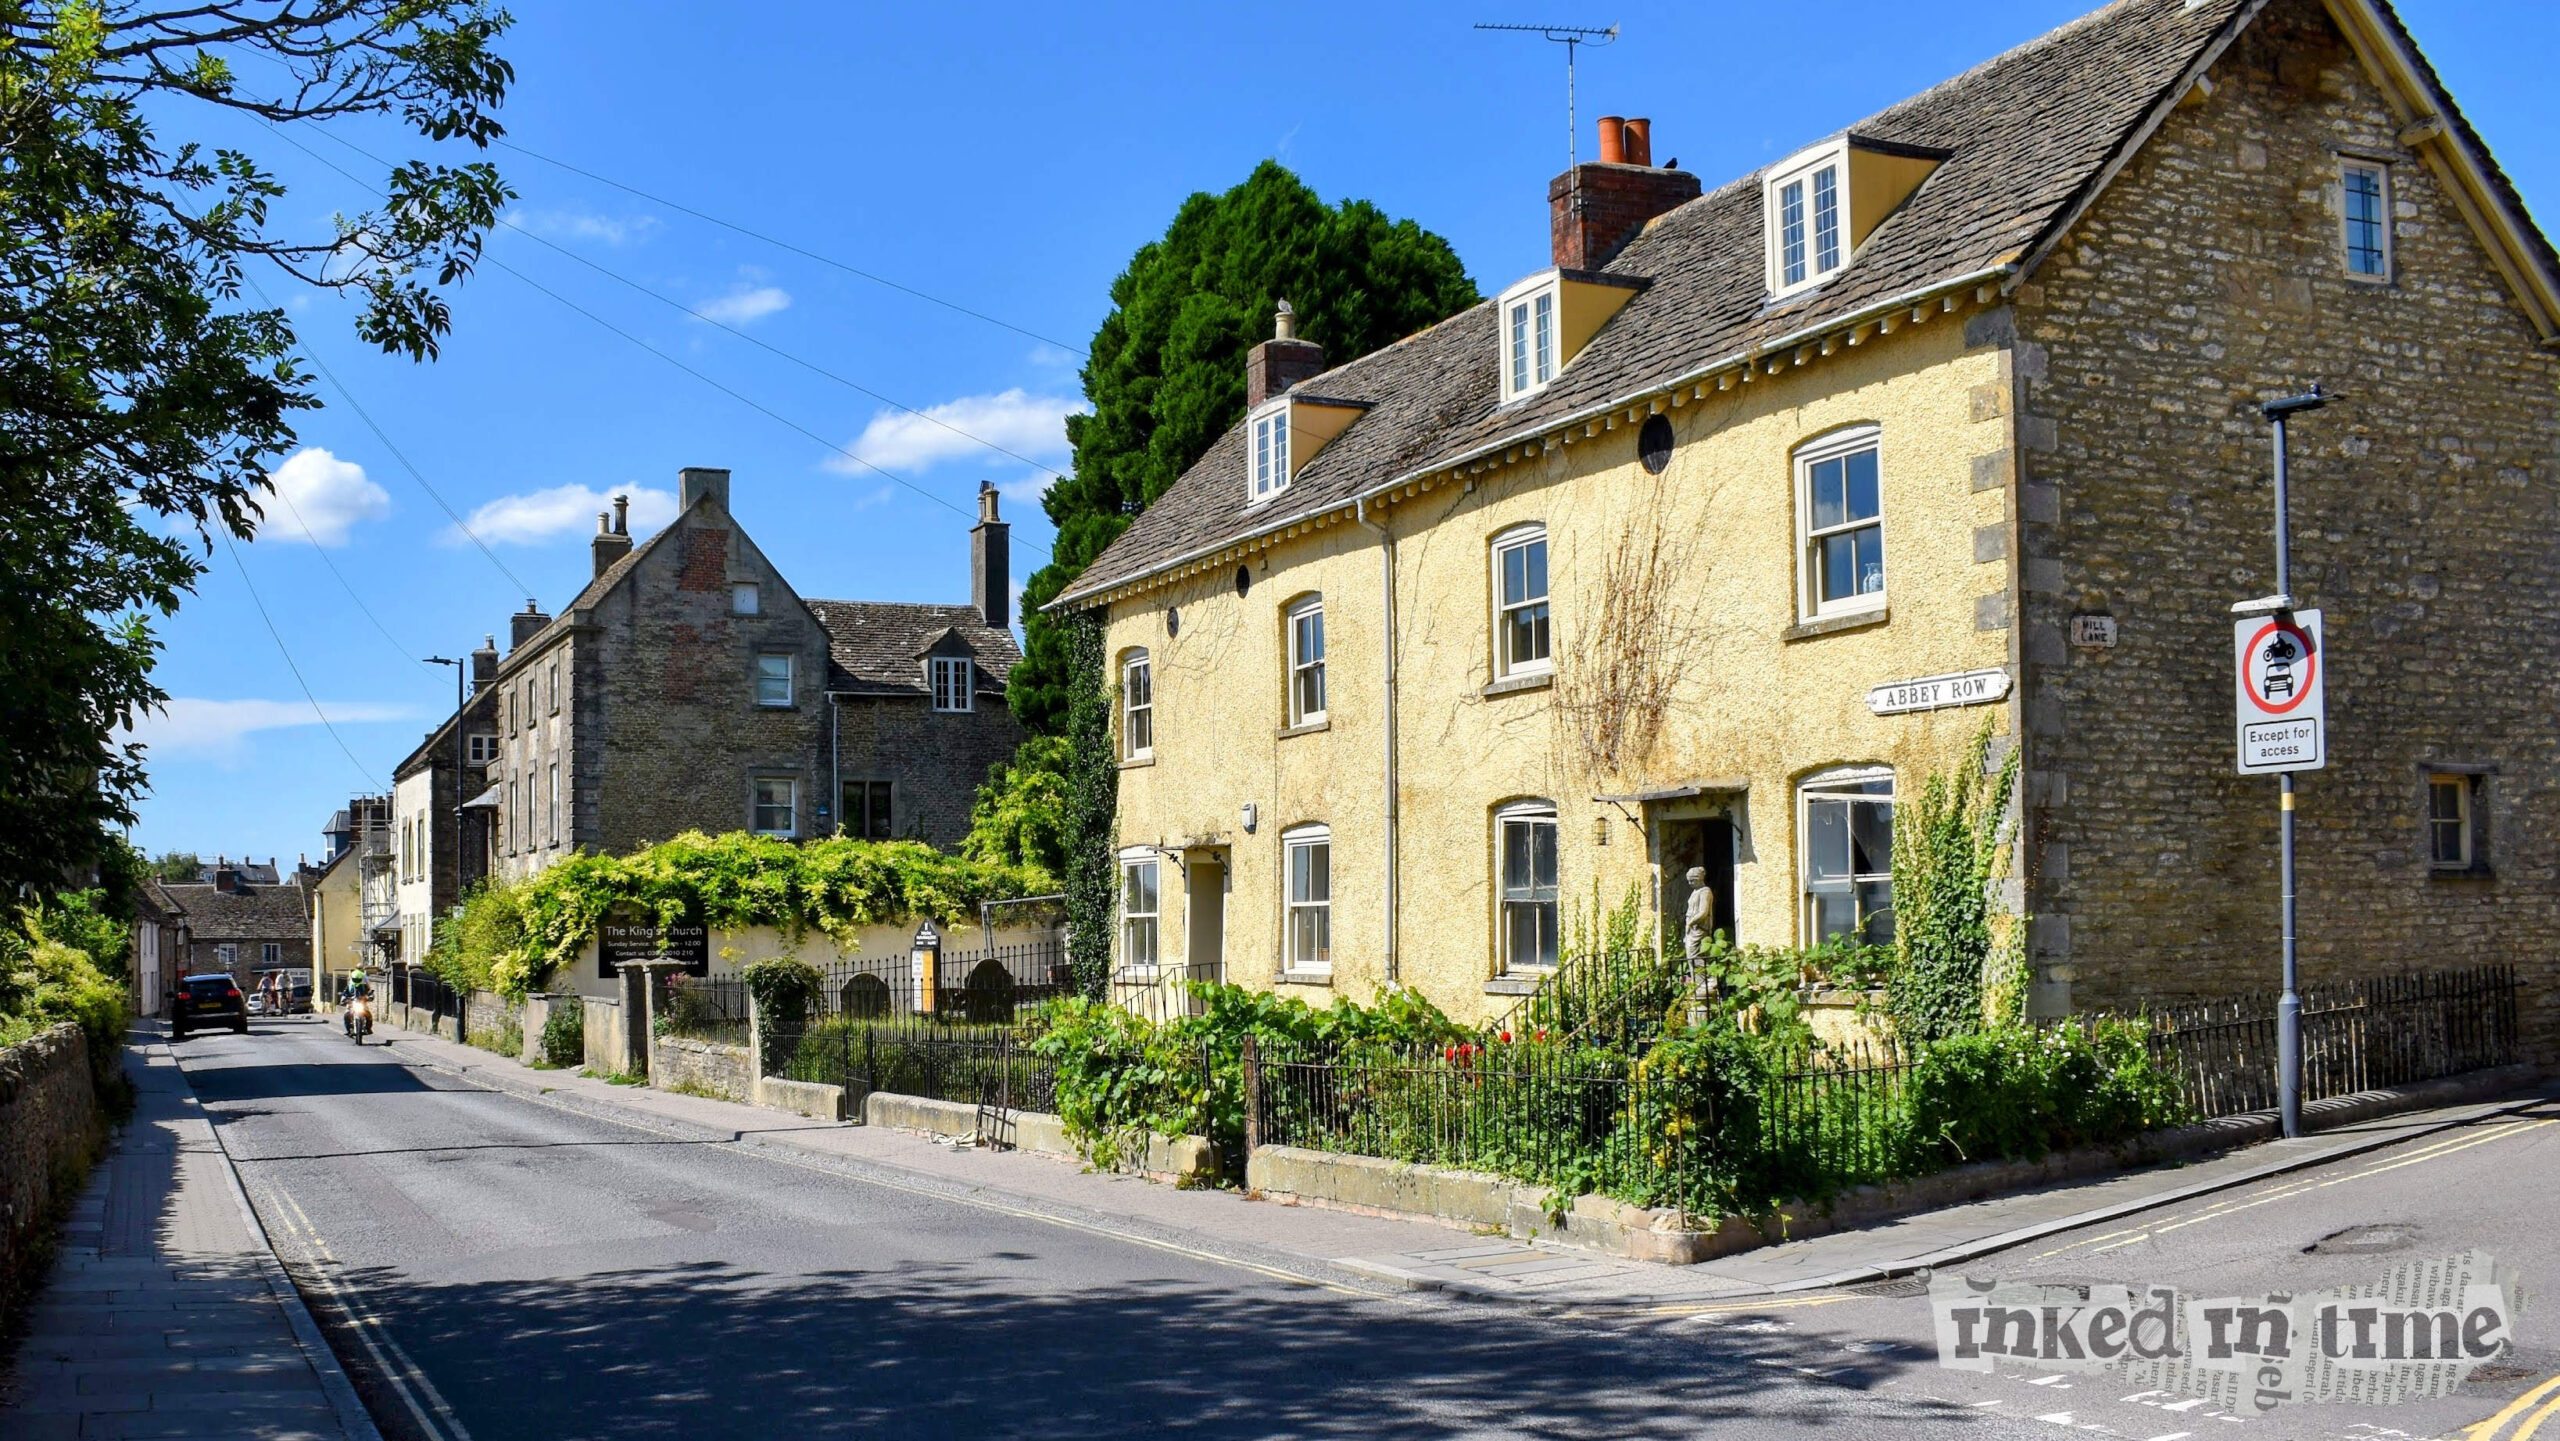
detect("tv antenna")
[1475,22,1620,167]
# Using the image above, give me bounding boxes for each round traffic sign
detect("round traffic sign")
[2241,618,2318,715]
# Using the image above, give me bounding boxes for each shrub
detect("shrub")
[1888,722,2023,1044]
[538,1001,584,1068]
[742,957,821,1074]
[0,892,134,1096]
[1896,1020,2188,1170]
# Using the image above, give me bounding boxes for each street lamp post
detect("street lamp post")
[2257,385,2328,1140]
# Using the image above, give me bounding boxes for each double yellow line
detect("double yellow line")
[2466,1374,2560,1440]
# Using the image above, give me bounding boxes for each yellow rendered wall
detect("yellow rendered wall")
[1105,312,2019,1024]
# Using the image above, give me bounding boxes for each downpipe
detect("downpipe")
[1356,496,1400,987]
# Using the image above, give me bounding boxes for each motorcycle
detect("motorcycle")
[344,994,373,1043]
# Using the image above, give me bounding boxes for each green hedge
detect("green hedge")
[0,891,132,1094]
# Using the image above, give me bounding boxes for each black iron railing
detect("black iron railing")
[655,974,750,1045]
[2142,964,2519,1118]
[810,939,1074,1027]
[784,1015,1059,1116]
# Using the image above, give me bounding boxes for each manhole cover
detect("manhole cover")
[1848,1276,1930,1298]
[2305,1222,2419,1255]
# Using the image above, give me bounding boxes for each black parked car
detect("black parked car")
[170,973,249,1039]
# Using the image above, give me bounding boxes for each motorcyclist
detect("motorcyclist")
[343,968,374,1037]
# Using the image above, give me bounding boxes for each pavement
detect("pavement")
[0,1028,379,1441]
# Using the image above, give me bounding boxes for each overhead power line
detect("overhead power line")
[491,136,1089,358]
[262,122,1053,558]
[218,529,386,790]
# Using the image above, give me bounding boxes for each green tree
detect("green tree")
[960,734,1071,887]
[0,2,514,896]
[150,851,203,885]
[1008,160,1479,733]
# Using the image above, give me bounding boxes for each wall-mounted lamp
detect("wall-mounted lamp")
[1241,803,1259,835]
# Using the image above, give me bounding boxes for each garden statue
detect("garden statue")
[1682,867,1717,960]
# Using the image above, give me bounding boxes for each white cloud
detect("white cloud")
[443,484,679,548]
[831,389,1085,475]
[258,447,389,546]
[127,698,419,765]
[692,284,791,326]
[505,206,661,247]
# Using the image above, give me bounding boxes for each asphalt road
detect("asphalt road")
[170,1016,2558,1441]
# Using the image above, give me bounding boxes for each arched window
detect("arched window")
[1496,800,1560,972]
[1800,766,1894,945]
[1121,648,1154,759]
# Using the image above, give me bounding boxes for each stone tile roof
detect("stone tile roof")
[1058,0,2254,605]
[156,880,311,941]
[806,601,1024,698]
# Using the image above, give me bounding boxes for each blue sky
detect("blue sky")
[127,0,2557,870]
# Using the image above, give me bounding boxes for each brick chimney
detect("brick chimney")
[1245,301,1325,408]
[678,467,731,512]
[970,482,1010,629]
[509,599,550,651]
[470,634,499,694]
[1550,116,1701,271]
[591,497,632,577]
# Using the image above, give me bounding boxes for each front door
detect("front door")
[1659,817,1737,956]
[1186,855,1226,987]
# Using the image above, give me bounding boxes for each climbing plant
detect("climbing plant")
[1060,617,1119,999]
[1886,722,2024,1044]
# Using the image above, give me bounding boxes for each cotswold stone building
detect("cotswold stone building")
[490,468,1023,882]
[1053,0,2560,1050]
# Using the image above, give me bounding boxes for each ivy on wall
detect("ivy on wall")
[1060,616,1120,1000]
[1886,722,2025,1044]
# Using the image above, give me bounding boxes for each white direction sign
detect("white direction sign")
[1867,667,2012,717]
[2234,609,2325,774]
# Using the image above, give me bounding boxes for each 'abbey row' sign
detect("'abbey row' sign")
[1867,667,2013,717]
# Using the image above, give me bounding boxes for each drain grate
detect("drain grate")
[1848,1276,1931,1298]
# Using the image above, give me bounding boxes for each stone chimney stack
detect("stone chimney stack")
[970,483,1011,629]
[678,467,731,512]
[509,599,550,651]
[212,863,240,894]
[1244,300,1326,408]
[470,634,499,694]
[1550,116,1700,271]
[591,503,633,577]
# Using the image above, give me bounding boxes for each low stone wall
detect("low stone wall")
[520,994,552,1063]
[755,1076,847,1121]
[651,1035,751,1101]
[1,1024,102,1304]
[464,991,521,1056]
[862,1091,1218,1182]
[581,996,625,1075]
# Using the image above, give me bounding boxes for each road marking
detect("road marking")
[2508,1390,2560,1441]
[2462,1373,2560,1440]
[1644,1294,1858,1320]
[265,1183,477,1441]
[2045,1120,2551,1258]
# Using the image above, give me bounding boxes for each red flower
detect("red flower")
[1499,1030,1513,1044]
[1536,1029,1549,1042]
[1443,1045,1457,1061]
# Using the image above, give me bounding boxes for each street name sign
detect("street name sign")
[1867,667,2013,717]
[2234,608,2325,774]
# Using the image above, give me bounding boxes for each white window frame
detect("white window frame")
[1122,650,1154,759]
[1765,141,1849,298]
[1119,850,1161,970]
[547,762,560,848]
[262,943,280,967]
[216,943,236,968]
[732,581,762,616]
[2426,773,2474,869]
[1287,597,1326,726]
[929,656,973,713]
[1283,825,1332,975]
[466,733,498,765]
[1491,524,1552,679]
[1800,766,1895,946]
[1796,425,1887,620]
[755,652,795,708]
[2340,158,2392,282]
[1496,801,1560,973]
[751,776,798,838]
[1249,398,1292,504]
[1497,274,1560,404]
[547,661,559,715]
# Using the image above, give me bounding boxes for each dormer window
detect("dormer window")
[1769,146,1847,295]
[1506,285,1556,399]
[1250,400,1291,503]
[1764,135,1950,300]
[1496,270,1642,405]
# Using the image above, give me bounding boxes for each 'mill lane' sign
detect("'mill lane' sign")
[2235,609,2325,774]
